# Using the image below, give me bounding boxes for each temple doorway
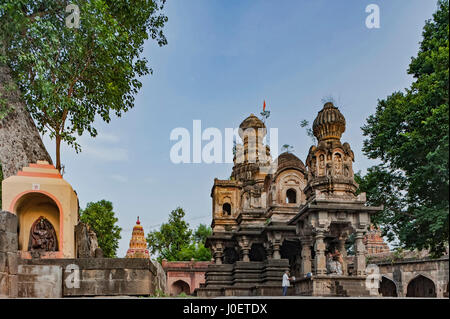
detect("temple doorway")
[379,277,398,297]
[280,239,301,272]
[406,275,436,297]
[223,247,239,264]
[249,243,266,262]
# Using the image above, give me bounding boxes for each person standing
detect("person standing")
[282,270,292,296]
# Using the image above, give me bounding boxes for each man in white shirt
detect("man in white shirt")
[282,270,292,296]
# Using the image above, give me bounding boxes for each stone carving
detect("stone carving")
[75,222,101,258]
[334,153,342,175]
[318,154,325,176]
[344,164,350,177]
[326,250,343,275]
[310,157,316,177]
[28,217,58,252]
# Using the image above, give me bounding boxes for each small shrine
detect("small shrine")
[125,217,150,258]
[1,160,79,258]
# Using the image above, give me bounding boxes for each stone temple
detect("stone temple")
[196,102,385,297]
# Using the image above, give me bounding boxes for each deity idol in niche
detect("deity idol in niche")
[28,217,58,252]
[326,249,343,275]
[318,154,325,176]
[334,153,342,175]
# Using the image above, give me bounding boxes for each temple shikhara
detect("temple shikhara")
[197,102,385,296]
[126,217,150,259]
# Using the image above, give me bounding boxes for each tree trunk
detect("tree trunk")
[55,134,61,172]
[0,64,53,179]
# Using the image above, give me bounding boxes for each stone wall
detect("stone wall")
[196,259,289,297]
[374,256,449,298]
[0,211,18,298]
[162,259,211,296]
[19,257,157,297]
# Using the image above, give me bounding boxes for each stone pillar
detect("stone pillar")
[272,242,281,260]
[242,248,250,262]
[313,230,326,275]
[354,231,366,276]
[238,238,250,262]
[337,237,348,275]
[214,251,223,265]
[300,242,312,276]
[213,243,223,265]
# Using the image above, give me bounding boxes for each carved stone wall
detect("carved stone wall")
[0,211,18,298]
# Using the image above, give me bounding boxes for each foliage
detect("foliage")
[359,0,449,257]
[299,119,315,142]
[178,243,212,261]
[345,232,355,256]
[151,289,168,298]
[146,207,212,262]
[80,200,122,258]
[193,223,212,244]
[0,0,168,170]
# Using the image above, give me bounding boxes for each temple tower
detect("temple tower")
[289,102,383,296]
[304,102,358,199]
[364,225,390,255]
[125,217,150,259]
[231,113,271,182]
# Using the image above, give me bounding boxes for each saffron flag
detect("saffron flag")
[263,100,266,112]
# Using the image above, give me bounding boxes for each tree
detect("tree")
[193,223,212,244]
[146,208,213,262]
[360,0,449,257]
[147,207,192,261]
[180,223,212,261]
[0,64,52,179]
[80,200,122,258]
[0,0,168,171]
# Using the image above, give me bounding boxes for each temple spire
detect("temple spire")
[125,216,150,259]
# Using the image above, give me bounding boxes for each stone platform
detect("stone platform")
[195,259,291,297]
[294,276,375,297]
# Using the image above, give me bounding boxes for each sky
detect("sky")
[42,0,440,257]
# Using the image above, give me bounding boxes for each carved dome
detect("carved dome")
[239,114,266,135]
[312,102,346,141]
[276,152,306,173]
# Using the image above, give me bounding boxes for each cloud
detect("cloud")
[95,132,121,144]
[83,146,129,162]
[110,174,128,183]
[77,131,129,162]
